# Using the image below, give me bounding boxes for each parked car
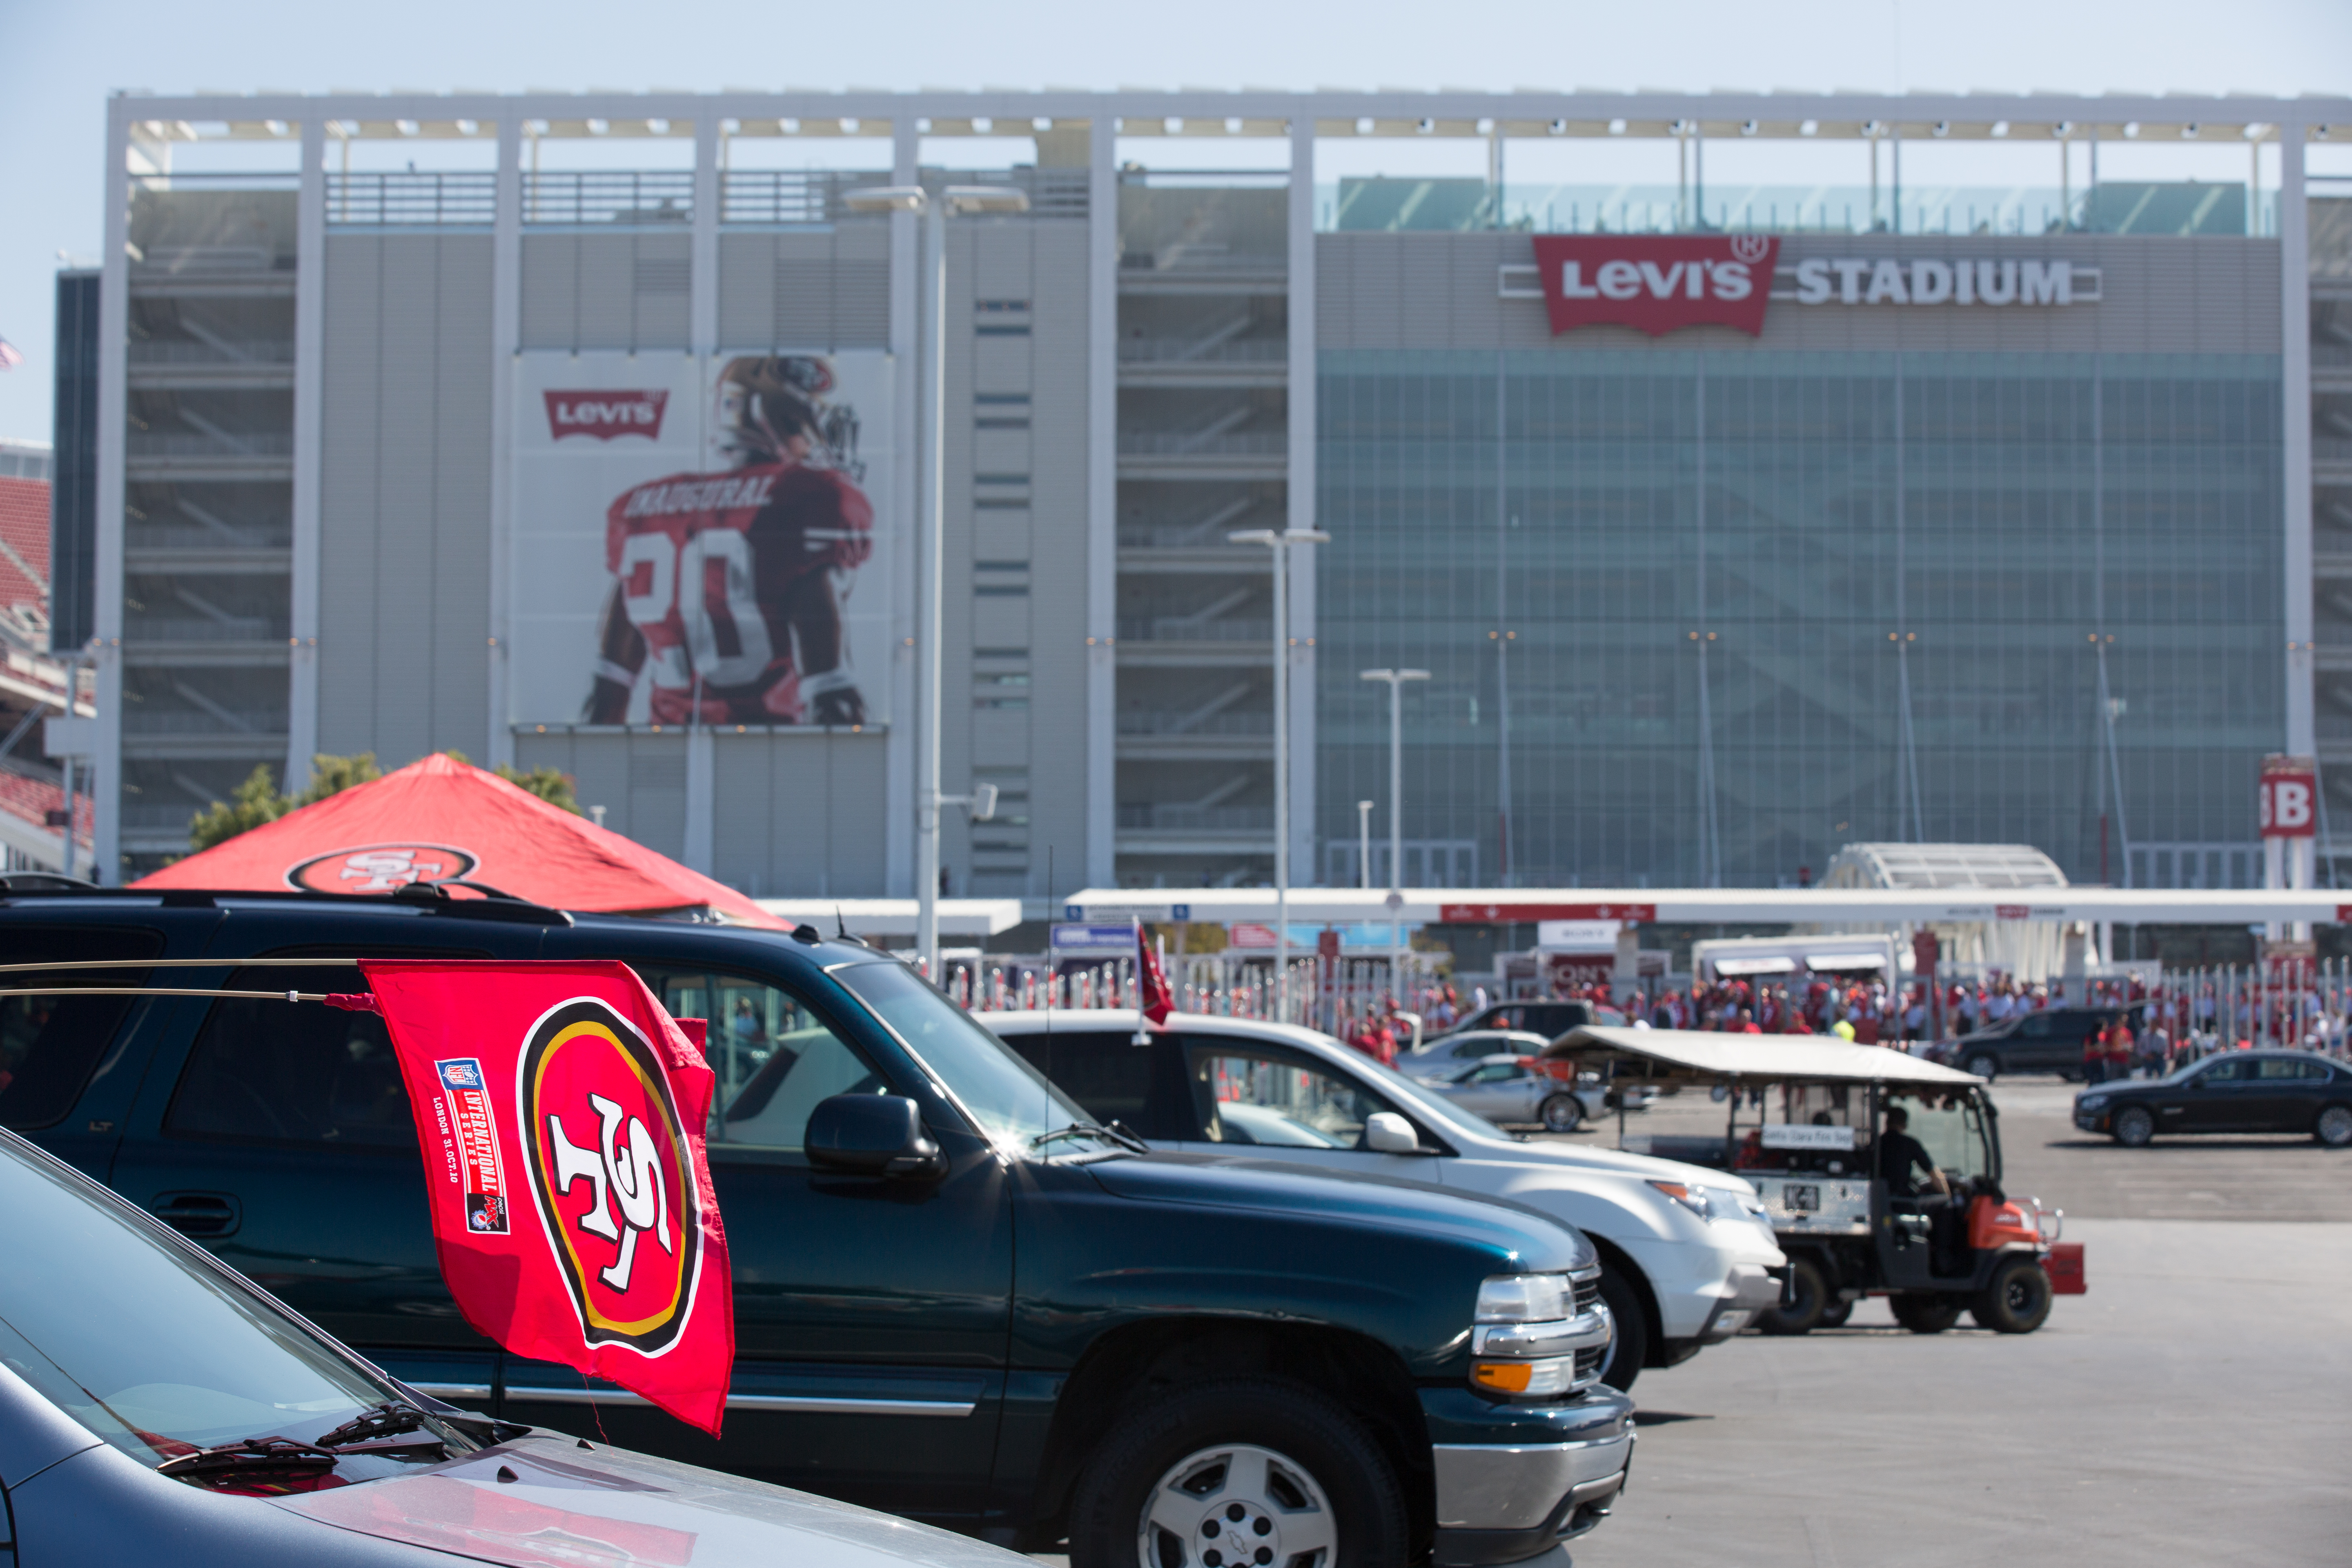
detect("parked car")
[1421,1055,1656,1133]
[0,1120,1051,1567]
[2074,1049,2352,1147]
[1938,1005,2144,1080]
[1437,1000,1625,1040]
[0,885,1633,1567]
[982,1009,1785,1393]
[1399,1028,1555,1079]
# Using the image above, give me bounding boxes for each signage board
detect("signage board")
[1052,923,1142,956]
[2260,755,2317,840]
[1537,919,1622,953]
[1441,902,1657,925]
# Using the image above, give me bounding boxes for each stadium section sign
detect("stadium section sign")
[510,351,897,730]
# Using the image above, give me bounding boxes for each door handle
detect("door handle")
[153,1191,243,1238]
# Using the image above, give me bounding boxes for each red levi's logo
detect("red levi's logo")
[1530,235,1779,338]
[546,390,669,441]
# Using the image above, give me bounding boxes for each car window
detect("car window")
[1468,1062,1523,1083]
[636,966,883,1152]
[2255,1057,2323,1081]
[0,927,163,1131]
[2196,1057,2250,1083]
[2017,1015,2050,1038]
[167,962,421,1148]
[829,962,1109,1153]
[997,1029,1178,1141]
[1886,1092,1991,1182]
[0,1131,479,1483]
[1187,1044,1394,1150]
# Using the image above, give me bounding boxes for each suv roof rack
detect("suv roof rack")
[0,883,575,927]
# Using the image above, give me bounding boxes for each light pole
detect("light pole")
[1361,668,1429,993]
[1230,526,1329,1019]
[1356,800,1374,889]
[846,181,1029,982]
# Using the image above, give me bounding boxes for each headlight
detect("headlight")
[1649,1180,1718,1220]
[2078,1094,2110,1112]
[1476,1273,1570,1323]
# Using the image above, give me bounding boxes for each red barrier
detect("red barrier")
[2045,1242,2087,1295]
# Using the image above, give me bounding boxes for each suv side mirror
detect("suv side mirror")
[806,1094,946,1178]
[1365,1112,1424,1154]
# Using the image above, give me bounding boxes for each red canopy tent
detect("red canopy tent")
[134,753,782,928]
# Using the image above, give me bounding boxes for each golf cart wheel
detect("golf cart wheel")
[1815,1296,1855,1329]
[2113,1106,2156,1148]
[1594,1265,1646,1393]
[1066,1376,1404,1568]
[2316,1105,2352,1149]
[1754,1256,1827,1336]
[1969,1256,2054,1334]
[1539,1093,1584,1134]
[1889,1294,1963,1334]
[1962,1053,2000,1081]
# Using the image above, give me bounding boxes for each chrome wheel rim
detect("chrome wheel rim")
[2118,1109,2152,1145]
[1137,1443,1336,1568]
[1542,1096,1580,1132]
[2319,1107,2352,1145]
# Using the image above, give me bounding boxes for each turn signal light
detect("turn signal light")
[1471,1360,1533,1393]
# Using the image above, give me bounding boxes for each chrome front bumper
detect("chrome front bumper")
[1430,1422,1635,1565]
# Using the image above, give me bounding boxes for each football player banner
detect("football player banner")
[357,959,734,1436]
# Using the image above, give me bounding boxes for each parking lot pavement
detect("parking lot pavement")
[1573,1216,2352,1568]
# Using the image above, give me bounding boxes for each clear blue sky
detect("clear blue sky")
[4,0,2348,443]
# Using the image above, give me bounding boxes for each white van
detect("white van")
[983,1009,1786,1392]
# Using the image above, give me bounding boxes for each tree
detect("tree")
[186,753,383,853]
[443,751,582,815]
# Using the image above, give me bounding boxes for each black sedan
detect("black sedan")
[2074,1050,2352,1147]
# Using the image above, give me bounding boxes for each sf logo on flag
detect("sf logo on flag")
[520,999,706,1354]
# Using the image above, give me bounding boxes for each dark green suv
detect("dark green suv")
[0,886,1633,1566]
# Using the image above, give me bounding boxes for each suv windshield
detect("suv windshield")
[830,962,1123,1154]
[0,1131,475,1491]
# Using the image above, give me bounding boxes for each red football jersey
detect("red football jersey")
[604,461,873,724]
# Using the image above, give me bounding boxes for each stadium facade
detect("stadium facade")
[57,89,2352,894]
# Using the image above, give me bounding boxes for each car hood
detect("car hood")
[1084,1151,1596,1274]
[272,1435,1036,1568]
[1452,1130,1760,1196]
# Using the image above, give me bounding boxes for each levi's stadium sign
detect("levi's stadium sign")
[1521,236,2092,339]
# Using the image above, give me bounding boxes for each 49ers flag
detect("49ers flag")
[359,960,734,1436]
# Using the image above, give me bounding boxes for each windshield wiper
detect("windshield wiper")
[1031,1120,1149,1155]
[155,1402,447,1486]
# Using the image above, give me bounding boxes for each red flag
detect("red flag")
[359,960,734,1437]
[1135,918,1176,1028]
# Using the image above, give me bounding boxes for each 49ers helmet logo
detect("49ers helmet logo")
[287,843,479,895]
[519,999,704,1354]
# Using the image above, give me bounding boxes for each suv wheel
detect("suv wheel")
[1754,1256,1828,1336]
[2316,1105,2352,1149]
[2113,1106,2156,1148]
[1969,1256,2054,1334]
[1889,1294,1963,1334]
[1962,1052,2000,1081]
[1594,1265,1646,1393]
[1068,1378,1406,1568]
[1539,1093,1584,1134]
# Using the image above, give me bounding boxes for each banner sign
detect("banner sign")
[511,351,896,731]
[1052,923,1145,955]
[1530,235,1779,337]
[363,959,735,1436]
[2260,755,2317,840]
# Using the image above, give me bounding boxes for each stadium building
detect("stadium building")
[53,89,2352,894]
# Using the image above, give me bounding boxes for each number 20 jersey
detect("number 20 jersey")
[604,461,873,724]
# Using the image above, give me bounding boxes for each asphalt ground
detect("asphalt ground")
[1039,1078,2352,1568]
[1559,1074,2352,1566]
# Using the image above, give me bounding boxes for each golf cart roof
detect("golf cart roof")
[1544,1026,1986,1089]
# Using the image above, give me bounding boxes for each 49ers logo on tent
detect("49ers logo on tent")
[287,843,478,895]
[519,998,705,1355]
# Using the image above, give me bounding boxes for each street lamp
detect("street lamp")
[1361,668,1430,992]
[1355,800,1374,889]
[1230,526,1329,1018]
[845,182,1029,982]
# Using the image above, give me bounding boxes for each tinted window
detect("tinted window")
[2255,1057,2327,1081]
[999,1029,1177,1140]
[637,965,882,1152]
[2016,1015,2051,1038]
[2197,1057,2250,1084]
[0,926,162,1130]
[168,963,418,1147]
[1467,1062,1524,1083]
[1187,1043,1394,1149]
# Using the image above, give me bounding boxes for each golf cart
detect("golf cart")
[1541,1027,2082,1336]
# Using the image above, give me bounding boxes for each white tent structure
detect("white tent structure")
[1815,843,2083,983]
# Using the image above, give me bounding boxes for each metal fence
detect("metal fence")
[523,171,693,226]
[327,172,496,226]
